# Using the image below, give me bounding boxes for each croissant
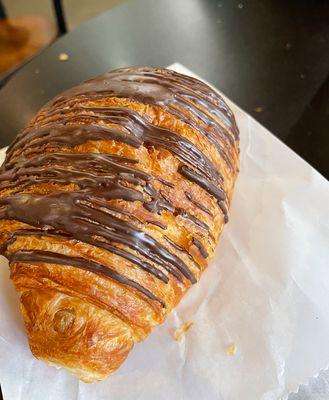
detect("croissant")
[0,67,239,382]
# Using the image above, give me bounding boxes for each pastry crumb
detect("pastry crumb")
[174,322,193,341]
[226,343,237,355]
[58,53,69,61]
[254,106,263,113]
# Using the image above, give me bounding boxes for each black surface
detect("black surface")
[287,73,329,176]
[0,0,328,176]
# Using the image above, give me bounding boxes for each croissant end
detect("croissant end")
[20,289,134,382]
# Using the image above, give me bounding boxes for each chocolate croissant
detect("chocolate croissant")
[0,67,239,382]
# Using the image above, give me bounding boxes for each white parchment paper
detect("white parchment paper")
[0,63,328,400]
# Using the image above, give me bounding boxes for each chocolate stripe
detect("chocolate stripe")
[4,124,142,163]
[0,192,196,283]
[8,250,165,307]
[3,229,169,284]
[25,106,223,185]
[179,165,228,222]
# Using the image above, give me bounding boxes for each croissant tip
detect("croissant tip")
[20,289,134,381]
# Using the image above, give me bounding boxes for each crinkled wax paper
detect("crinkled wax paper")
[0,63,328,400]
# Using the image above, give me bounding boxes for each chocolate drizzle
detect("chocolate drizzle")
[176,207,209,231]
[49,68,239,142]
[192,238,209,259]
[14,106,223,185]
[0,66,238,307]
[5,124,143,163]
[179,164,228,223]
[9,250,165,306]
[184,191,213,217]
[164,235,201,270]
[0,192,196,283]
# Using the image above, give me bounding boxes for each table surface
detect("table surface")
[0,1,328,399]
[0,0,328,177]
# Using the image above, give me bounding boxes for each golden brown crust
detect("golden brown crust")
[0,67,239,381]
